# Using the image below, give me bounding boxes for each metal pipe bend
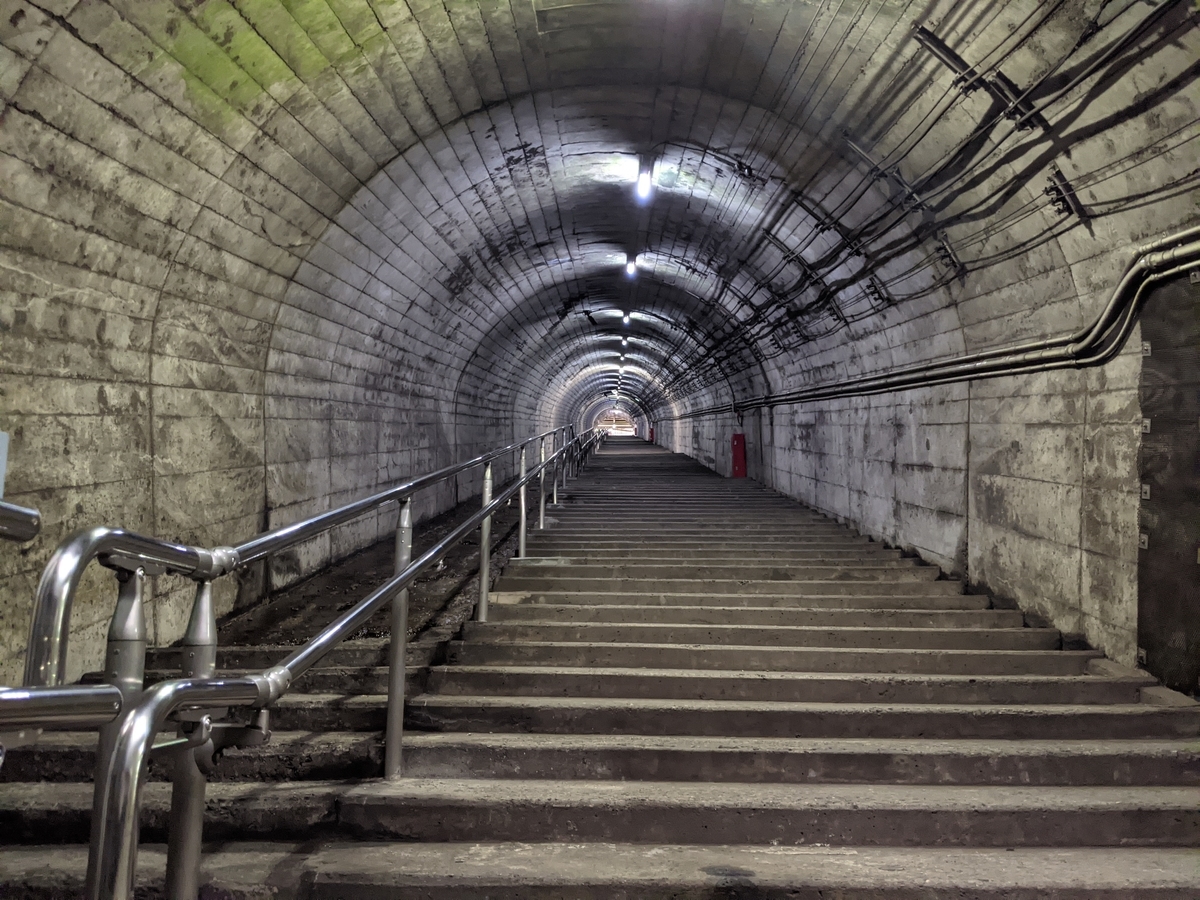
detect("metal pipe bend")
[0,500,41,542]
[24,528,202,687]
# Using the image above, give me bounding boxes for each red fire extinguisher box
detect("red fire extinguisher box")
[649,427,655,443]
[731,433,747,478]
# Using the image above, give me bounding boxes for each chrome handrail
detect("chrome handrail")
[1,421,599,899]
[0,499,40,542]
[90,427,604,900]
[23,426,572,688]
[24,528,226,687]
[233,427,569,565]
[0,683,123,728]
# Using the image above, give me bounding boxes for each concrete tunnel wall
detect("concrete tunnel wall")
[0,0,1197,684]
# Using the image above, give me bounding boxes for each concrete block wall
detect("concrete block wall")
[662,305,1149,669]
[2,0,1196,688]
[0,1,540,685]
[655,0,1197,669]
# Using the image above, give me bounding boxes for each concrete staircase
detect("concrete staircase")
[3,437,1199,897]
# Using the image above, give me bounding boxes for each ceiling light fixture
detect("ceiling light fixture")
[623,314,631,325]
[625,260,637,277]
[636,170,652,201]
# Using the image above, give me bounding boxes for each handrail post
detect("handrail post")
[538,438,547,530]
[384,498,412,778]
[86,567,147,897]
[477,462,493,622]
[164,580,218,900]
[518,446,528,558]
[551,444,559,506]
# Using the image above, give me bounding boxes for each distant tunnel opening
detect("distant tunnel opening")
[595,410,637,436]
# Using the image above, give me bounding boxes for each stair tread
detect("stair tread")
[289,842,1200,894]
[408,693,1197,716]
[5,778,1198,809]
[3,843,1198,897]
[21,730,1200,754]
[429,664,1145,682]
[451,639,1092,655]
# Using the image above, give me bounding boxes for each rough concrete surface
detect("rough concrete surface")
[1,0,1197,690]
[2,442,1199,897]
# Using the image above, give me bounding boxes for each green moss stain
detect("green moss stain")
[156,9,266,110]
[230,0,339,83]
[281,0,360,66]
[115,0,338,136]
[190,1,298,92]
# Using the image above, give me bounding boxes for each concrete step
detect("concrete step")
[486,603,1024,628]
[424,665,1155,704]
[492,590,990,609]
[290,842,1200,899]
[17,840,1191,899]
[398,733,1200,785]
[0,730,384,783]
[407,694,1200,740]
[461,622,1062,651]
[525,547,903,560]
[549,519,844,527]
[544,528,856,535]
[505,561,923,578]
[13,731,1195,787]
[536,529,870,539]
[137,663,1157,708]
[4,780,1198,847]
[145,641,404,671]
[493,575,951,594]
[446,640,1102,674]
[529,535,874,546]
[142,665,423,695]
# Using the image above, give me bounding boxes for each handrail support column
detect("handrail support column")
[538,438,547,530]
[164,580,218,900]
[477,463,493,622]
[86,567,147,897]
[384,498,412,778]
[518,447,528,558]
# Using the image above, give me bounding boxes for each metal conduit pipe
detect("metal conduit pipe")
[91,431,603,900]
[790,266,1164,403]
[668,228,1200,419]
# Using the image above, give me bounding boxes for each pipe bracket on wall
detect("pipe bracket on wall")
[1045,166,1090,220]
[913,26,1047,131]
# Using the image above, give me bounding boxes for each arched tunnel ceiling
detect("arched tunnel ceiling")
[4,0,1198,429]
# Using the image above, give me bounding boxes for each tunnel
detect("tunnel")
[0,0,1198,753]
[1,0,1199,692]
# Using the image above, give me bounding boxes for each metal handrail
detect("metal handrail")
[0,683,122,728]
[24,528,226,687]
[23,426,572,688]
[0,499,40,543]
[233,427,569,565]
[89,427,604,900]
